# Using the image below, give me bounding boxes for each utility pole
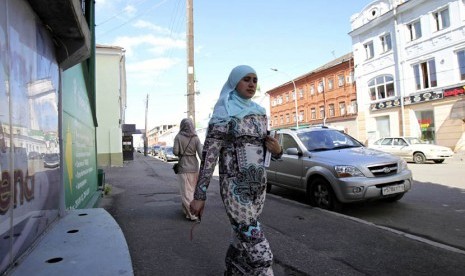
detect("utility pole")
[186,0,195,125]
[144,94,148,156]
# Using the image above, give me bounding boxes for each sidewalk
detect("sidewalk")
[98,153,465,276]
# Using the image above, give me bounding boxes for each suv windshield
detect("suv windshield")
[297,129,363,151]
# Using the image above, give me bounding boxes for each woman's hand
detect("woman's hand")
[265,135,282,155]
[190,200,205,218]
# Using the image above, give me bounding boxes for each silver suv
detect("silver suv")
[266,127,413,211]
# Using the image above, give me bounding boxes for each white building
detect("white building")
[350,0,465,151]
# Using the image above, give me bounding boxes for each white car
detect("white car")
[370,137,454,164]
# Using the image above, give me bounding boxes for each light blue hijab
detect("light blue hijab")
[209,65,266,125]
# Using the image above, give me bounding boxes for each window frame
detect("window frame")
[413,59,437,90]
[364,40,374,60]
[380,33,392,53]
[433,7,450,32]
[407,19,422,41]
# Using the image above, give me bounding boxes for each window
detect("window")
[299,88,304,98]
[299,111,304,122]
[457,50,465,80]
[281,134,299,152]
[274,116,278,126]
[280,115,284,124]
[380,33,392,53]
[285,94,289,102]
[407,20,422,41]
[311,108,316,119]
[329,104,335,117]
[271,98,276,106]
[413,59,437,90]
[364,41,374,59]
[368,75,395,101]
[339,102,346,116]
[286,114,290,123]
[310,84,315,95]
[338,75,344,86]
[277,96,282,105]
[291,91,296,101]
[319,106,325,118]
[349,100,357,114]
[318,81,324,93]
[293,112,297,123]
[433,8,450,31]
[328,78,334,90]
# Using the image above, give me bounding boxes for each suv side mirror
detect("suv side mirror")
[285,147,301,156]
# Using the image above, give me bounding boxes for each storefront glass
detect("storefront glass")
[415,110,435,143]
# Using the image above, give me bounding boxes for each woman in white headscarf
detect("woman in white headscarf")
[190,65,282,275]
[173,118,202,221]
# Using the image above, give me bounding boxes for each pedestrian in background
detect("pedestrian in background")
[173,118,202,221]
[190,65,283,275]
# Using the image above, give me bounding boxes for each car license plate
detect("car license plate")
[382,184,405,195]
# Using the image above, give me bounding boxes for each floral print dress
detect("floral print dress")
[194,114,281,276]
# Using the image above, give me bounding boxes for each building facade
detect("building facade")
[266,53,358,137]
[350,0,465,150]
[95,45,127,167]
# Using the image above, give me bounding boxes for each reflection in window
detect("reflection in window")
[413,59,437,90]
[368,75,395,101]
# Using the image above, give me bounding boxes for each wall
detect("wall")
[96,46,125,167]
[62,64,99,209]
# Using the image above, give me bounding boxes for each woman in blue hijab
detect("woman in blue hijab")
[190,65,282,275]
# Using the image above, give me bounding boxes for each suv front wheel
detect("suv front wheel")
[308,178,342,212]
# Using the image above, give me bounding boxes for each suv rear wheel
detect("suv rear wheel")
[308,178,342,212]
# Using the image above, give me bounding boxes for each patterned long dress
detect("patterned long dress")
[194,114,281,276]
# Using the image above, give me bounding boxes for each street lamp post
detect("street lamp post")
[271,68,299,128]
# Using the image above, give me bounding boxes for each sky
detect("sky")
[95,0,372,131]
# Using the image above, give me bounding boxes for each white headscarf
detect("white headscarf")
[209,65,265,125]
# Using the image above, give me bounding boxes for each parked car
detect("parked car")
[160,146,178,162]
[266,126,413,211]
[370,137,454,164]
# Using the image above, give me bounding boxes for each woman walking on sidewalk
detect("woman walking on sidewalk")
[173,118,202,221]
[190,65,282,275]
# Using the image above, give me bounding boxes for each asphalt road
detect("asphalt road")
[100,153,465,276]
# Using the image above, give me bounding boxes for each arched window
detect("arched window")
[368,75,395,101]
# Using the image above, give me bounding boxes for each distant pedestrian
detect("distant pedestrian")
[190,65,283,275]
[173,118,202,221]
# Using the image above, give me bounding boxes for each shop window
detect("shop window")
[413,59,437,90]
[415,110,435,143]
[368,75,395,101]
